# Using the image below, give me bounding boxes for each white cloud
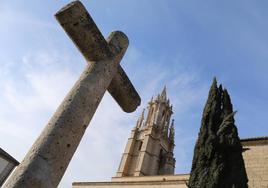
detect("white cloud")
[0,49,140,187]
[0,1,266,187]
[0,42,208,187]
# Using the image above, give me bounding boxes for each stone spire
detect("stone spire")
[116,87,175,177]
[166,119,175,155]
[160,86,167,100]
[188,78,248,188]
[136,108,145,128]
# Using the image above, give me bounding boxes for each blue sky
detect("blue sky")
[0,0,267,187]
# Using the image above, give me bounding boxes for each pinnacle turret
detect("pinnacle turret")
[136,108,145,128]
[160,86,167,100]
[169,119,175,146]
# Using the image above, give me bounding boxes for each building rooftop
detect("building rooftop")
[240,136,268,146]
[240,136,268,142]
[0,147,19,165]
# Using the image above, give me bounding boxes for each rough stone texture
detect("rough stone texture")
[4,31,128,188]
[188,78,248,188]
[55,0,141,113]
[3,1,139,187]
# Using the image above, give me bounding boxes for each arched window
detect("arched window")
[138,141,143,151]
[162,110,166,117]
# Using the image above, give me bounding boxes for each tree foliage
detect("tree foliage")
[188,78,248,188]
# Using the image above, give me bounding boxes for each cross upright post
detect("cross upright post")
[4,1,140,188]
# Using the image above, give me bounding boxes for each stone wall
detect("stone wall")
[73,137,268,188]
[73,174,188,188]
[241,137,268,188]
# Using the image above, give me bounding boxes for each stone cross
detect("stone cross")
[4,1,140,188]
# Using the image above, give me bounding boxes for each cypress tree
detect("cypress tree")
[188,78,248,188]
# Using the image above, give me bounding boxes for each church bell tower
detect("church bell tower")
[116,87,176,177]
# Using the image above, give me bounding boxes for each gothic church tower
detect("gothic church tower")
[116,87,176,177]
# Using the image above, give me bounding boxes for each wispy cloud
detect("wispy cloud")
[3,1,267,187]
[0,51,78,158]
[0,42,207,187]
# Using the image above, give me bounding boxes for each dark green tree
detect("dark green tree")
[188,78,248,188]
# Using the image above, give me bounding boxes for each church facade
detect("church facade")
[73,88,268,188]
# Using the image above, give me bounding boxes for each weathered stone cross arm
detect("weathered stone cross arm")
[56,0,140,113]
[4,1,140,188]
